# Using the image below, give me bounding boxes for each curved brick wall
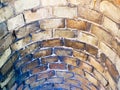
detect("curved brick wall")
[0,0,120,90]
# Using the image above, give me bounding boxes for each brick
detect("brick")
[102,17,119,38]
[68,0,91,6]
[84,72,98,86]
[41,0,67,6]
[65,79,80,87]
[88,56,104,73]
[115,56,120,75]
[62,56,79,66]
[93,70,108,86]
[66,19,87,30]
[64,39,85,50]
[47,77,63,84]
[19,43,38,57]
[0,22,7,39]
[53,7,77,18]
[73,50,88,61]
[34,48,52,58]
[16,21,40,38]
[105,58,119,82]
[25,75,36,84]
[24,7,52,23]
[0,6,14,23]
[86,44,98,56]
[40,19,65,30]
[32,30,52,42]
[0,47,11,68]
[14,0,40,13]
[78,6,102,23]
[0,33,13,55]
[30,78,46,88]
[54,47,72,56]
[53,29,76,38]
[11,36,31,50]
[17,84,23,90]
[37,70,55,80]
[71,86,83,90]
[99,42,117,64]
[41,56,58,64]
[56,71,73,79]
[22,59,39,73]
[54,84,70,90]
[79,32,98,46]
[41,38,63,47]
[81,62,93,73]
[91,25,112,45]
[100,1,120,23]
[49,63,67,70]
[32,65,48,74]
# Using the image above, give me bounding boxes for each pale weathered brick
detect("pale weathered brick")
[100,1,120,23]
[24,8,52,23]
[32,30,52,42]
[0,6,14,23]
[41,0,67,6]
[78,6,102,23]
[7,14,25,31]
[66,19,87,30]
[40,19,65,30]
[53,7,77,18]
[53,29,75,38]
[91,25,112,45]
[102,17,119,38]
[78,32,98,46]
[0,22,8,39]
[14,0,40,13]
[0,47,11,68]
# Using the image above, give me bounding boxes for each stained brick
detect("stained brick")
[24,7,52,23]
[41,38,63,47]
[0,6,14,23]
[100,1,120,23]
[56,71,73,79]
[0,22,7,39]
[22,59,39,73]
[78,6,102,23]
[14,0,40,13]
[64,39,85,50]
[37,70,55,80]
[34,48,52,58]
[16,21,40,38]
[49,63,67,70]
[66,19,87,30]
[40,19,65,30]
[32,65,48,74]
[7,14,25,31]
[53,29,76,38]
[73,50,88,61]
[41,0,67,6]
[86,44,98,56]
[91,25,113,45]
[53,7,77,18]
[32,30,52,42]
[54,47,72,56]
[41,56,58,64]
[47,77,64,84]
[25,75,36,84]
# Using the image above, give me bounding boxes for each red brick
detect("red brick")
[41,38,63,47]
[54,47,72,56]
[66,19,87,30]
[49,63,67,70]
[34,48,52,58]
[37,70,55,80]
[41,56,58,64]
[25,75,36,84]
[32,65,48,74]
[64,39,85,50]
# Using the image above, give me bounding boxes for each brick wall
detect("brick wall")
[0,0,120,90]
